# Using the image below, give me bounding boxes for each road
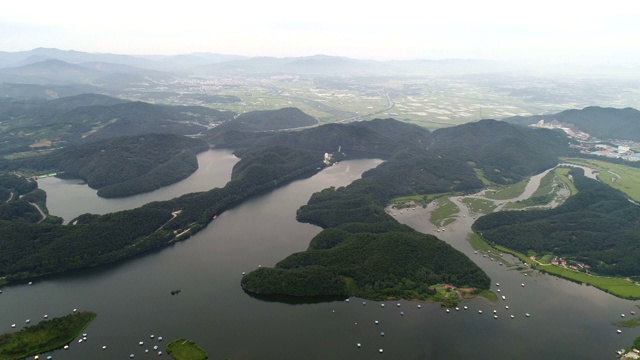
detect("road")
[30,202,46,223]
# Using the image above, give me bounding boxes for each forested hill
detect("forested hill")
[503,106,640,141]
[430,119,571,184]
[472,169,640,277]
[209,107,317,132]
[0,94,235,154]
[2,134,209,198]
[211,118,433,158]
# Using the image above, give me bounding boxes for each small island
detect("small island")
[0,311,96,360]
[166,339,208,360]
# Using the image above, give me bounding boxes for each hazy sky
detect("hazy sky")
[2,0,639,65]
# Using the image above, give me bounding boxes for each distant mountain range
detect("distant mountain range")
[503,106,640,142]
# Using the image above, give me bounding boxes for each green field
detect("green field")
[484,179,528,200]
[430,197,459,226]
[562,158,640,201]
[166,339,208,360]
[461,197,496,214]
[0,312,96,360]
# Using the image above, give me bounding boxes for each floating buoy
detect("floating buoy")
[494,315,498,319]
[497,289,501,293]
[505,306,509,310]
[357,343,361,348]
[83,333,87,337]
[464,306,468,310]
[102,345,107,350]
[158,337,163,342]
[258,265,261,268]
[63,345,69,350]
[379,349,384,353]
[139,341,144,346]
[78,339,83,343]
[153,345,159,351]
[621,314,625,318]
[525,313,530,317]
[11,324,16,328]
[455,307,459,311]
[493,310,497,314]
[44,315,48,319]
[241,272,246,275]
[374,320,379,325]
[381,303,385,308]
[446,309,450,313]
[26,319,30,324]
[380,331,385,337]
[396,303,401,307]
[617,329,622,334]
[145,349,149,354]
[28,282,33,285]
[345,299,350,303]
[521,283,525,287]
[130,354,135,359]
[510,315,515,319]
[362,301,367,306]
[150,335,155,339]
[158,351,162,356]
[400,311,404,316]
[417,305,422,309]
[478,310,483,314]
[73,309,77,313]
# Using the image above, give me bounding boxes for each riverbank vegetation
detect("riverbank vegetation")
[166,339,208,360]
[484,179,528,200]
[430,197,459,226]
[562,157,640,201]
[0,311,96,360]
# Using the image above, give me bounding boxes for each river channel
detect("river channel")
[1,153,639,359]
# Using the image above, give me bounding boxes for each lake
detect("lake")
[1,153,638,359]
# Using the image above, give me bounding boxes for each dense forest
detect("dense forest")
[0,94,235,154]
[430,119,572,184]
[1,134,210,198]
[0,117,573,295]
[503,106,640,141]
[0,146,324,281]
[209,107,317,132]
[473,169,640,276]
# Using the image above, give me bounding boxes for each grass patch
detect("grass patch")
[473,168,492,186]
[562,158,640,201]
[390,192,451,208]
[484,179,528,200]
[478,290,499,302]
[0,311,96,360]
[617,318,640,328]
[430,197,459,226]
[166,339,208,360]
[554,167,578,195]
[461,198,496,214]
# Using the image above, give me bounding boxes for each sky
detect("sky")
[1,0,639,66]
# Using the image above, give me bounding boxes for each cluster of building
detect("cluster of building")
[550,257,590,274]
[532,119,590,140]
[580,143,640,162]
[531,119,640,162]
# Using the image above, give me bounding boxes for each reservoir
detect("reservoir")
[2,154,638,359]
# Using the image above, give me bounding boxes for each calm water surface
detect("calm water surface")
[2,157,639,359]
